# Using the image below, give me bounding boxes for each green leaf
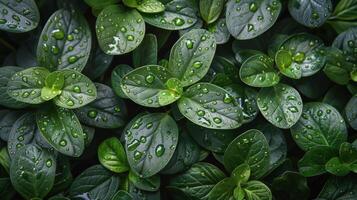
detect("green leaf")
[207,18,230,44]
[36,106,85,157]
[83,47,113,80]
[75,83,127,129]
[278,33,326,77]
[178,82,243,129]
[288,0,332,28]
[124,113,179,177]
[132,34,158,68]
[187,122,237,153]
[226,0,282,40]
[208,177,235,200]
[136,0,165,13]
[257,123,287,173]
[332,27,357,60]
[168,162,226,200]
[271,172,310,200]
[7,67,49,104]
[325,157,350,176]
[121,65,182,107]
[257,83,303,129]
[41,71,65,101]
[98,137,129,173]
[142,0,197,30]
[330,0,357,21]
[293,71,331,99]
[10,144,56,199]
[111,190,134,200]
[69,165,120,200]
[96,5,145,55]
[199,0,224,24]
[168,29,216,87]
[84,0,120,10]
[291,102,348,151]
[231,164,250,184]
[223,129,270,179]
[0,0,40,33]
[161,130,202,174]
[37,9,92,72]
[323,47,353,85]
[275,49,299,79]
[129,171,160,192]
[52,70,97,109]
[111,64,133,99]
[0,147,10,174]
[0,110,23,141]
[298,146,338,177]
[50,156,73,196]
[243,180,272,200]
[345,95,357,130]
[339,142,357,165]
[0,66,28,108]
[318,175,357,200]
[239,54,280,87]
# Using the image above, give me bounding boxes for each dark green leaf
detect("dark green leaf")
[199,0,224,24]
[7,67,49,104]
[288,0,332,28]
[231,164,250,184]
[98,137,129,173]
[10,144,56,199]
[69,165,120,200]
[226,0,282,39]
[271,171,310,200]
[129,171,160,192]
[257,83,303,129]
[298,146,338,177]
[84,0,119,10]
[0,147,10,174]
[0,0,40,33]
[223,129,270,179]
[346,96,357,130]
[96,5,145,55]
[178,82,243,129]
[169,162,226,200]
[208,177,235,200]
[291,102,348,151]
[0,110,23,141]
[36,106,85,157]
[121,65,182,107]
[49,156,73,196]
[37,9,91,72]
[0,66,28,108]
[325,157,350,176]
[142,0,197,30]
[239,54,280,87]
[75,83,127,129]
[124,113,179,177]
[318,175,357,200]
[168,29,216,87]
[111,190,134,200]
[243,180,272,200]
[333,27,357,60]
[207,18,230,44]
[133,34,158,68]
[83,47,114,80]
[111,64,133,99]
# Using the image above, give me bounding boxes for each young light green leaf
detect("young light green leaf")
[226,0,282,40]
[10,144,56,200]
[208,177,236,200]
[69,165,120,200]
[243,180,272,200]
[0,66,28,108]
[223,129,270,179]
[278,33,326,77]
[98,137,129,173]
[0,0,40,33]
[168,162,226,200]
[121,65,182,107]
[96,5,145,55]
[75,83,127,129]
[111,190,134,200]
[232,164,250,184]
[291,102,348,151]
[298,146,338,177]
[129,171,160,192]
[239,54,280,87]
[168,29,216,87]
[257,83,303,129]
[178,83,243,129]
[52,70,97,109]
[345,95,357,130]
[111,64,133,99]
[288,0,332,28]
[0,147,10,174]
[325,157,350,176]
[124,113,179,178]
[142,0,197,30]
[136,0,165,13]
[41,71,65,101]
[37,9,91,72]
[36,106,85,157]
[132,34,158,68]
[7,67,49,104]
[199,0,224,24]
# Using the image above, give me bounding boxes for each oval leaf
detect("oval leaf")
[345,95,357,130]
[111,64,133,99]
[98,137,129,173]
[96,5,145,55]
[178,82,243,129]
[257,83,303,129]
[199,0,225,24]
[124,113,179,178]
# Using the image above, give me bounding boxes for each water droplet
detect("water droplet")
[87,110,97,118]
[173,17,185,26]
[213,117,222,124]
[140,136,147,143]
[73,86,81,93]
[22,92,30,98]
[0,19,6,24]
[52,29,65,40]
[193,61,203,69]
[134,150,143,160]
[223,94,233,104]
[197,110,205,117]
[247,24,254,32]
[292,52,305,63]
[67,34,74,41]
[249,2,258,12]
[186,39,194,49]
[68,56,78,63]
[288,106,298,113]
[59,140,67,146]
[145,74,154,83]
[155,144,165,157]
[46,159,52,167]
[128,139,140,151]
[66,100,74,106]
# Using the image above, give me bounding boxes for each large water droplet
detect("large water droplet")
[87,110,97,118]
[155,144,165,157]
[52,29,65,40]
[145,75,154,83]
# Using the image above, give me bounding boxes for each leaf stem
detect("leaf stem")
[0,37,16,52]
